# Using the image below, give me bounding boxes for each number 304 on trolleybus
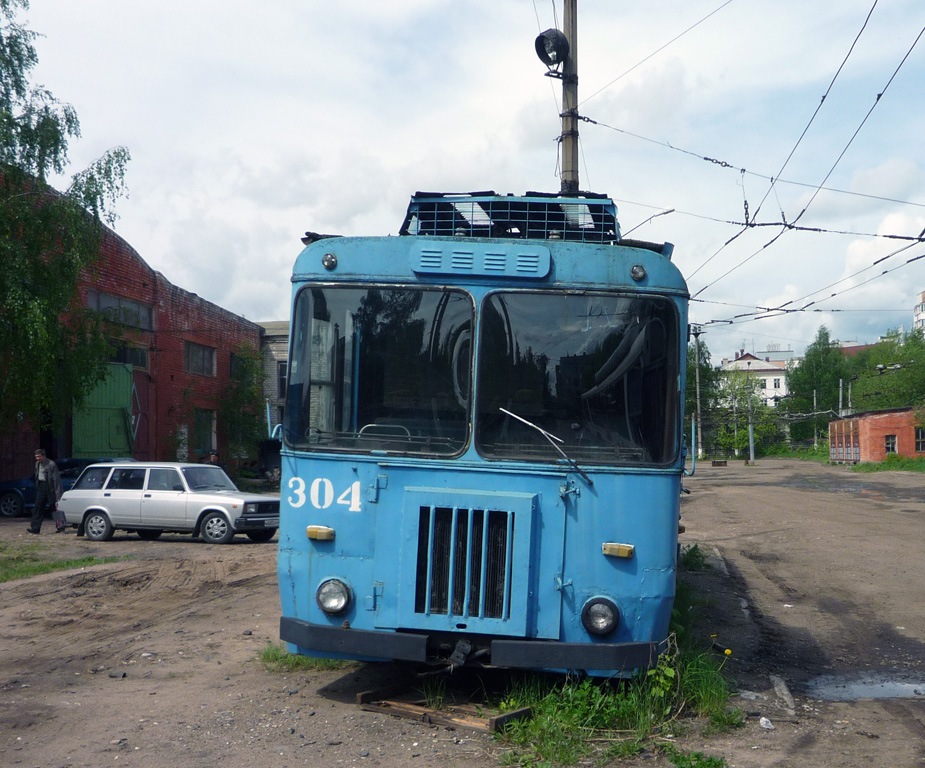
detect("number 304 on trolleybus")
[277,191,690,677]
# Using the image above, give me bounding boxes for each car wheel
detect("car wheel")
[245,528,276,543]
[201,512,234,544]
[0,492,23,518]
[84,511,114,542]
[137,529,162,541]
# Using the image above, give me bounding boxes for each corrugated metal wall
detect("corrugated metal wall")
[72,363,133,457]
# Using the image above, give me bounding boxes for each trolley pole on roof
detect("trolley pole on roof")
[560,0,580,194]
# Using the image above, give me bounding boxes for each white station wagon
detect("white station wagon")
[58,462,280,544]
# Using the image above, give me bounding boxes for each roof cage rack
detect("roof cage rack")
[399,191,621,244]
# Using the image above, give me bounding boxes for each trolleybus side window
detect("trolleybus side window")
[475,292,679,465]
[285,286,473,455]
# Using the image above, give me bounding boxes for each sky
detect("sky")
[20,0,925,362]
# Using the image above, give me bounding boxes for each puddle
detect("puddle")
[805,673,925,701]
[776,479,922,503]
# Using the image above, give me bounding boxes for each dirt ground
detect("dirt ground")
[1,459,923,767]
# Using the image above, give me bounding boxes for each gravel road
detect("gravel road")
[1,458,923,767]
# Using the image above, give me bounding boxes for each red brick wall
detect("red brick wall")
[830,409,921,463]
[1,225,261,480]
[151,278,260,461]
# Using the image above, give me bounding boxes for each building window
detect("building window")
[87,290,153,330]
[193,408,216,456]
[185,342,215,377]
[885,434,897,454]
[916,427,925,452]
[230,352,247,382]
[110,342,148,370]
[773,378,780,389]
[277,361,287,399]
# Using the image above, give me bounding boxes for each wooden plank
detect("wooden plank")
[488,706,533,731]
[355,682,411,705]
[359,697,533,733]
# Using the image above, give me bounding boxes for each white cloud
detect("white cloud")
[21,0,925,356]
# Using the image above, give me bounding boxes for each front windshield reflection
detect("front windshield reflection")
[285,287,473,456]
[475,292,679,465]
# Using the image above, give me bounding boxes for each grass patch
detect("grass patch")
[0,540,126,583]
[850,454,925,473]
[659,743,729,767]
[679,543,709,571]
[418,673,448,709]
[495,573,743,766]
[760,445,831,463]
[259,642,358,672]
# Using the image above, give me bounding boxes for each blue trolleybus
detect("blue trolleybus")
[278,191,689,676]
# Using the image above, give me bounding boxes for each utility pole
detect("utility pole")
[747,361,755,464]
[560,0,579,194]
[692,325,704,460]
[813,389,818,450]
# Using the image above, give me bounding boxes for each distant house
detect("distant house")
[719,351,789,407]
[829,408,924,463]
[915,290,925,332]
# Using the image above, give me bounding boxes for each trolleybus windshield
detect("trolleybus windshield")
[285,285,678,466]
[285,286,474,455]
[475,292,679,466]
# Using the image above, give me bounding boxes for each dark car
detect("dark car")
[0,458,133,518]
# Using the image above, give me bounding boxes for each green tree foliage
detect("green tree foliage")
[685,334,721,453]
[784,326,849,442]
[847,329,925,412]
[713,370,782,456]
[0,0,130,431]
[219,347,267,459]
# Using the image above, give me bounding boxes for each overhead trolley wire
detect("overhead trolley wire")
[687,0,882,288]
[690,18,924,300]
[594,121,925,213]
[614,193,925,243]
[789,22,925,231]
[747,0,881,227]
[696,245,925,329]
[578,0,737,109]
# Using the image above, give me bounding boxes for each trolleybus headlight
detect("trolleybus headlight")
[316,579,351,614]
[581,597,620,636]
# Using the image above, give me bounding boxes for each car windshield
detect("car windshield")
[475,292,680,465]
[285,286,473,456]
[181,465,237,491]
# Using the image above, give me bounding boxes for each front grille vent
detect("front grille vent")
[414,505,513,620]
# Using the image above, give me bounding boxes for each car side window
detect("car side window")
[74,467,111,490]
[106,468,147,491]
[147,468,184,492]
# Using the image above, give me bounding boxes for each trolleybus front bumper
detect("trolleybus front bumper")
[280,617,658,671]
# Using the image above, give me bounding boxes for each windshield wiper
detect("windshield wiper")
[499,408,593,486]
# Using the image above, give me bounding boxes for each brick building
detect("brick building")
[0,225,261,481]
[829,408,924,463]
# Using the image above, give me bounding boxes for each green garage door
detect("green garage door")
[72,363,134,457]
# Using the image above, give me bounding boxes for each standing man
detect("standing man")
[28,449,63,534]
[204,450,226,471]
